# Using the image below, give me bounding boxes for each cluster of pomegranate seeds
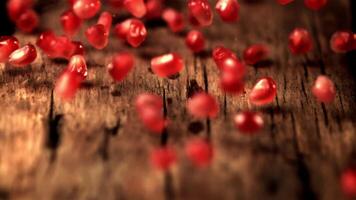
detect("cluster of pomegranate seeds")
[311,75,336,103]
[150,146,177,171]
[243,44,269,65]
[73,0,101,19]
[185,30,205,53]
[288,28,313,55]
[60,10,83,37]
[126,19,147,47]
[145,0,164,19]
[0,36,19,63]
[341,168,356,197]
[277,0,294,5]
[304,0,327,10]
[124,0,147,18]
[7,0,34,21]
[188,0,214,27]
[187,92,219,119]
[107,52,135,82]
[162,8,185,33]
[151,53,184,78]
[249,77,277,106]
[234,111,264,134]
[8,44,37,67]
[185,138,213,168]
[215,0,240,23]
[330,31,356,53]
[7,0,39,33]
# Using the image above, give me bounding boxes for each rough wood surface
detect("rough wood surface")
[0,0,355,199]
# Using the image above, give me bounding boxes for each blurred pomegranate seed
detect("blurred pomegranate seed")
[249,77,277,106]
[85,24,109,49]
[68,0,75,5]
[16,9,39,33]
[234,111,264,134]
[73,0,101,19]
[304,0,327,10]
[277,0,294,5]
[8,44,37,67]
[187,0,213,27]
[243,44,269,65]
[60,10,82,36]
[185,138,213,168]
[150,146,177,171]
[126,19,147,47]
[162,8,185,33]
[67,55,88,79]
[37,31,57,56]
[72,41,85,56]
[145,0,164,19]
[219,57,246,80]
[220,71,245,94]
[311,75,335,103]
[124,0,147,18]
[136,93,163,112]
[114,19,132,40]
[55,69,83,101]
[186,30,205,53]
[107,52,135,82]
[7,0,33,22]
[212,46,238,67]
[341,168,356,198]
[215,0,240,22]
[288,28,313,55]
[107,0,124,9]
[0,36,20,63]
[53,36,77,59]
[330,31,355,53]
[97,11,113,32]
[187,92,219,119]
[151,53,184,78]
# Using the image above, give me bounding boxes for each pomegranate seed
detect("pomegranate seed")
[220,71,245,94]
[60,10,82,36]
[185,138,213,168]
[16,9,39,33]
[219,57,246,80]
[212,46,238,67]
[107,52,135,82]
[243,44,269,65]
[136,93,163,112]
[304,0,327,10]
[0,36,20,63]
[7,0,33,22]
[124,0,147,18]
[37,31,57,56]
[277,0,294,5]
[185,30,205,53]
[126,19,147,47]
[188,0,213,27]
[234,111,264,134]
[330,31,355,53]
[114,19,132,40]
[150,146,177,171]
[73,0,101,19]
[97,11,113,33]
[187,92,219,119]
[72,41,85,56]
[151,53,184,78]
[107,0,124,9]
[341,168,356,197]
[311,75,335,103]
[85,24,109,49]
[55,69,83,101]
[68,0,75,5]
[249,77,277,106]
[288,28,313,55]
[215,0,240,22]
[162,8,185,33]
[146,0,164,19]
[8,44,37,67]
[52,36,77,59]
[67,55,88,79]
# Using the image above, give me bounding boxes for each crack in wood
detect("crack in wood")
[46,90,62,162]
[321,103,329,126]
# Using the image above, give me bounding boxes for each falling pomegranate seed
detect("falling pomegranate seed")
[60,10,82,36]
[162,8,185,33]
[67,55,88,79]
[288,28,313,55]
[220,71,245,94]
[243,44,269,65]
[0,36,20,63]
[85,24,109,49]
[107,52,135,82]
[16,9,39,33]
[330,31,355,53]
[215,0,240,22]
[185,138,213,168]
[55,69,83,101]
[277,0,294,5]
[72,41,85,56]
[304,0,327,10]
[341,168,356,198]
[73,0,101,19]
[124,0,147,18]
[151,53,184,78]
[150,146,177,171]
[8,44,37,67]
[187,92,219,119]
[185,30,205,53]
[136,93,163,112]
[187,0,213,27]
[37,31,57,56]
[311,75,335,103]
[219,57,246,80]
[114,19,132,40]
[249,77,277,106]
[234,111,264,134]
[126,19,147,47]
[7,0,33,22]
[97,11,113,33]
[52,35,77,59]
[212,46,238,68]
[145,0,164,19]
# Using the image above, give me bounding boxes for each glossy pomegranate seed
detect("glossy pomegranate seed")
[150,146,177,171]
[249,77,277,106]
[8,44,37,67]
[107,52,134,82]
[288,28,313,55]
[212,46,237,67]
[145,0,164,19]
[73,0,101,19]
[234,111,264,134]
[187,0,213,27]
[162,8,185,33]
[37,31,57,55]
[7,0,33,22]
[187,92,219,119]
[185,30,205,53]
[114,19,132,40]
[330,31,355,53]
[126,19,147,47]
[124,0,147,18]
[55,69,83,101]
[277,0,294,5]
[16,9,39,33]
[341,168,356,197]
[220,71,245,94]
[304,0,327,10]
[97,11,113,33]
[243,44,269,65]
[185,138,213,168]
[151,53,184,78]
[85,24,108,49]
[60,10,82,36]
[311,75,335,103]
[215,0,240,22]
[52,36,77,59]
[219,57,246,80]
[72,41,85,56]
[67,55,88,79]
[0,36,20,63]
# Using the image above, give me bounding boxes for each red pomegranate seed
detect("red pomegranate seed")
[136,93,163,112]
[311,75,335,103]
[341,168,356,197]
[114,19,132,40]
[8,44,37,67]
[7,0,33,22]
[215,0,240,22]
[249,77,277,106]
[72,41,85,56]
[67,55,88,79]
[60,10,82,36]
[85,24,109,49]
[151,53,184,78]
[185,138,213,168]
[55,69,83,101]
[219,57,246,80]
[52,36,77,59]
[234,111,264,134]
[188,0,213,27]
[107,52,135,82]
[126,19,147,47]
[73,0,101,19]
[124,0,147,18]
[97,11,113,33]
[162,8,185,33]
[220,71,245,94]
[243,44,269,65]
[304,0,327,10]
[37,31,57,56]
[0,36,20,63]
[16,9,39,33]
[212,46,237,67]
[150,146,177,171]
[185,30,205,53]
[187,92,219,119]
[107,0,124,9]
[146,0,164,19]
[277,0,294,5]
[330,31,355,53]
[288,28,313,55]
